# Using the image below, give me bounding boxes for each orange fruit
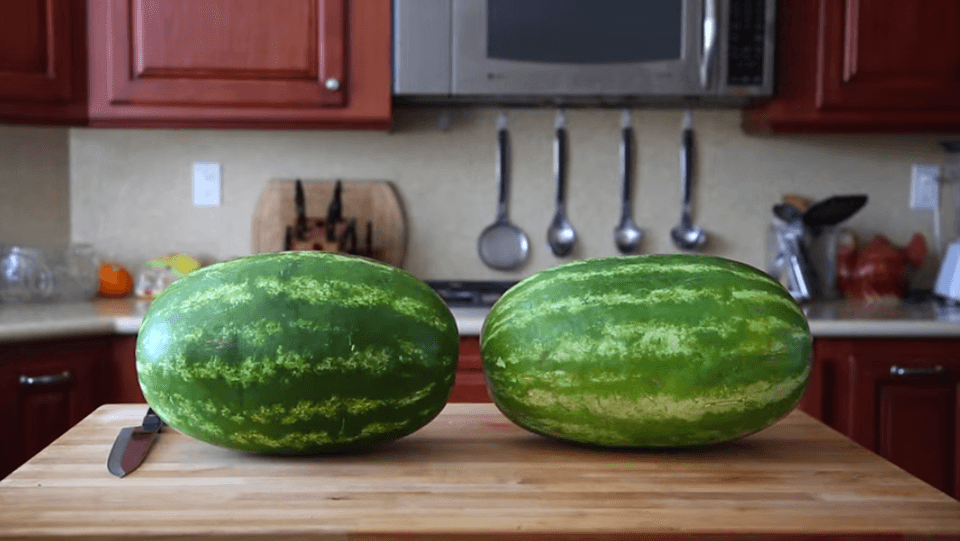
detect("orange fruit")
[98,262,134,298]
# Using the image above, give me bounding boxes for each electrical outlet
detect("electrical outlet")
[909,164,939,210]
[193,162,222,207]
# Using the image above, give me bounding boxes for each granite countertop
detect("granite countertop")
[0,297,959,343]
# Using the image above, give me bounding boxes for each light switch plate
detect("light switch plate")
[909,164,939,210]
[193,162,222,207]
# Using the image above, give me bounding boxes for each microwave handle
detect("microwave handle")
[700,0,718,90]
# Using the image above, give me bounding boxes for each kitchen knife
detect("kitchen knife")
[107,408,165,478]
[326,180,343,241]
[295,179,308,241]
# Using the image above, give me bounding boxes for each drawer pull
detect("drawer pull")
[19,371,72,386]
[889,365,945,377]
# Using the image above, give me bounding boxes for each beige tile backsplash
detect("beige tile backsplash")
[2,108,953,284]
[0,126,71,249]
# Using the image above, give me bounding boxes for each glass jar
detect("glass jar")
[53,243,100,302]
[0,246,54,303]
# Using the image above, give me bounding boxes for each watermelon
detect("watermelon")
[480,254,812,447]
[136,251,459,454]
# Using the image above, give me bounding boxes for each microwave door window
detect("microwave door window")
[487,0,683,64]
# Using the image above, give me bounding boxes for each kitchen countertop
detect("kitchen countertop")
[802,296,960,337]
[0,299,148,342]
[1,403,958,540]
[1,297,960,342]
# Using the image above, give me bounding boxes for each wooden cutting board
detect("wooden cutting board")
[252,179,407,267]
[2,404,960,540]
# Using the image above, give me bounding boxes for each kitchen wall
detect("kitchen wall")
[0,126,71,249]
[67,108,951,283]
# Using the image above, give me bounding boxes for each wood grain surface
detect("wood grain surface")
[252,179,407,267]
[1,404,959,541]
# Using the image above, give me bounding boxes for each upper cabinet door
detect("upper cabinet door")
[816,0,960,111]
[0,0,87,124]
[743,0,960,133]
[88,0,391,129]
[110,0,345,108]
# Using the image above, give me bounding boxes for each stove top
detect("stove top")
[426,280,517,308]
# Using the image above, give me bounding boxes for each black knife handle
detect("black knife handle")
[365,221,373,254]
[326,180,344,241]
[339,218,358,253]
[295,179,307,240]
[143,408,164,432]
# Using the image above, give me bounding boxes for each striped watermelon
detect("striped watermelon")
[136,251,459,454]
[481,254,812,447]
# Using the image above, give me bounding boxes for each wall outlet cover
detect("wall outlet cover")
[909,164,939,211]
[193,162,222,207]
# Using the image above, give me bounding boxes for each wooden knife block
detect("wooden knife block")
[252,179,407,268]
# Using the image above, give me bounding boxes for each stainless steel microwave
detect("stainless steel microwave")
[393,0,776,106]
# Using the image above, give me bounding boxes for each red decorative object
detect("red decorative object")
[837,233,927,299]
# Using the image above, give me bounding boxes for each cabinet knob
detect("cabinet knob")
[889,365,945,377]
[324,77,341,91]
[19,371,73,386]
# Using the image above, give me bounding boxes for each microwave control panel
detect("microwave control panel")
[727,0,768,87]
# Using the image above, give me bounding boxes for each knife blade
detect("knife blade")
[107,408,165,478]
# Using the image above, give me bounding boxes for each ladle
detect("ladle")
[670,110,708,251]
[547,110,577,257]
[477,112,530,271]
[613,110,643,254]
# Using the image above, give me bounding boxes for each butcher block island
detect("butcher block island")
[2,405,959,541]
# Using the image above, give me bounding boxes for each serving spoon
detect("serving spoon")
[477,112,530,270]
[670,110,707,251]
[614,110,642,254]
[547,109,577,257]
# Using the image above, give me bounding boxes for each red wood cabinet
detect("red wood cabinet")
[86,0,391,129]
[743,0,960,132]
[449,337,492,403]
[0,0,391,129]
[0,0,87,124]
[0,334,146,480]
[802,338,960,498]
[0,336,115,479]
[106,335,146,404]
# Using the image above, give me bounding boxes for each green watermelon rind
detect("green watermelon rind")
[136,251,459,455]
[480,254,813,448]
